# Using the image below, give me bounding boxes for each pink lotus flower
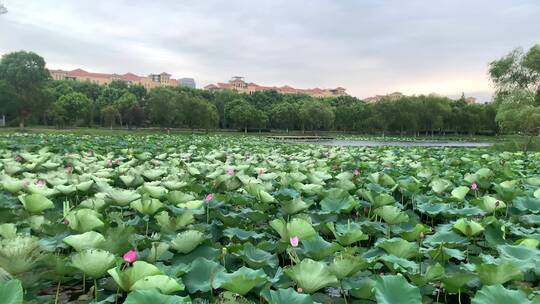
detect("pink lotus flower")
[35,179,45,187]
[354,169,360,176]
[63,218,69,225]
[15,155,23,162]
[290,236,299,247]
[205,193,213,203]
[227,167,234,176]
[297,287,303,293]
[65,165,73,173]
[471,182,478,190]
[123,250,137,263]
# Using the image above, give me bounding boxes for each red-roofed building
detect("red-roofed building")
[49,68,179,89]
[204,77,347,97]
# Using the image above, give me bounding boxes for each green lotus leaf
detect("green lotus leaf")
[261,287,314,304]
[244,183,275,203]
[155,211,194,233]
[142,169,166,181]
[451,186,470,201]
[213,266,268,295]
[328,254,367,279]
[79,197,106,210]
[108,260,162,291]
[300,235,341,260]
[223,227,265,241]
[0,236,44,275]
[280,197,311,215]
[423,231,468,246]
[346,277,375,299]
[320,188,357,213]
[479,196,506,213]
[380,254,419,272]
[131,197,164,215]
[377,238,419,259]
[0,279,23,304]
[107,188,141,206]
[358,189,395,208]
[400,223,432,241]
[283,259,338,293]
[476,262,523,285]
[1,179,24,194]
[374,205,409,225]
[516,238,539,248]
[326,222,368,246]
[177,200,204,209]
[534,188,540,198]
[238,243,278,269]
[409,263,444,285]
[430,178,453,194]
[71,249,116,278]
[124,289,191,304]
[55,184,76,195]
[373,275,421,304]
[526,177,540,187]
[496,244,540,273]
[0,223,17,239]
[165,191,195,204]
[428,246,465,261]
[120,175,137,187]
[368,172,396,187]
[513,196,540,213]
[441,271,476,293]
[453,218,484,237]
[170,230,206,254]
[65,209,104,232]
[182,257,224,293]
[140,184,168,199]
[130,274,184,294]
[471,284,531,304]
[17,194,54,213]
[63,231,105,251]
[270,218,317,242]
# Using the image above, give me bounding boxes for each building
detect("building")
[363,92,404,103]
[204,76,347,98]
[465,97,477,104]
[178,78,196,88]
[49,68,178,89]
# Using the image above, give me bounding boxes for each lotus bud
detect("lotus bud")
[15,155,23,162]
[227,167,234,176]
[35,179,45,187]
[123,250,137,264]
[205,193,213,203]
[289,236,299,247]
[297,287,303,293]
[471,182,478,190]
[354,169,360,176]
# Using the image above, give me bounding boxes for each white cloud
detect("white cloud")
[1,0,539,101]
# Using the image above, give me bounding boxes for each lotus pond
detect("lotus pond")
[0,133,539,304]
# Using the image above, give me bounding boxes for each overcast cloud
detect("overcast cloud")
[1,0,539,101]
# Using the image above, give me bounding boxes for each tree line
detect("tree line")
[1,48,538,136]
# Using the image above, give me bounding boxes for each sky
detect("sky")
[0,1,539,101]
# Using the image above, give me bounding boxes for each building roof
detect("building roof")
[49,68,176,82]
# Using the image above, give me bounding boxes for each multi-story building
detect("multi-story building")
[178,78,196,88]
[364,92,404,103]
[49,68,178,89]
[204,76,347,98]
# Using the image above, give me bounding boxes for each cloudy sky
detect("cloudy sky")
[1,1,539,101]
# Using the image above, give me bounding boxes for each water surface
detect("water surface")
[285,139,492,148]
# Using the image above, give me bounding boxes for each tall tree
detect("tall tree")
[0,51,50,128]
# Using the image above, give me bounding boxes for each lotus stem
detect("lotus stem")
[145,220,149,236]
[458,288,462,304]
[94,278,98,300]
[115,286,120,304]
[54,281,61,304]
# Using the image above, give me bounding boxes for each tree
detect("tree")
[489,45,540,93]
[183,97,219,130]
[0,3,7,14]
[51,92,91,126]
[227,98,257,133]
[269,102,298,132]
[299,99,334,132]
[0,51,50,128]
[114,92,139,128]
[147,87,179,127]
[101,105,120,129]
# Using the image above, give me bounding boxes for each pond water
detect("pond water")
[285,139,493,148]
